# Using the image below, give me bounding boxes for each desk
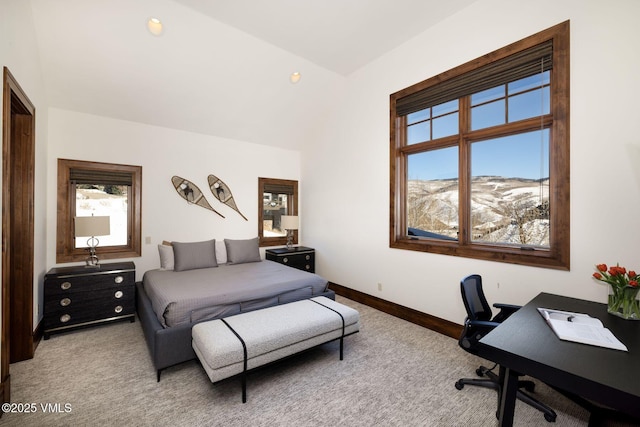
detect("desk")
[478,292,640,426]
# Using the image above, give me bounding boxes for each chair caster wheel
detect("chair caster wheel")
[476,368,485,376]
[544,413,556,422]
[523,383,535,392]
[455,380,464,390]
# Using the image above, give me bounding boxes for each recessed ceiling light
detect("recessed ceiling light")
[147,17,163,36]
[290,72,301,84]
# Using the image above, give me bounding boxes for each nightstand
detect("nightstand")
[44,261,136,338]
[265,246,315,273]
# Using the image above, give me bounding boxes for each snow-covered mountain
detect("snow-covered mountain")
[408,176,550,246]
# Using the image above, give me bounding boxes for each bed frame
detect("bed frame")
[135,281,336,381]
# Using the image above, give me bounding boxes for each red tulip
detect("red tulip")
[593,272,603,280]
[597,264,608,272]
[608,266,626,276]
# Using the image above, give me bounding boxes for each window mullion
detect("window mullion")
[394,116,408,242]
[459,96,471,244]
[504,84,509,123]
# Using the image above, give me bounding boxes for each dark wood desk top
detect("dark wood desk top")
[479,292,640,418]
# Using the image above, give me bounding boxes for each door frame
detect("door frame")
[1,67,36,403]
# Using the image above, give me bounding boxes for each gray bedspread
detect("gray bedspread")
[143,260,328,327]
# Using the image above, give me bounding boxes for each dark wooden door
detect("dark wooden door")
[2,67,36,403]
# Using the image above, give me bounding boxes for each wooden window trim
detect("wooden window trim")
[389,21,570,270]
[56,159,142,263]
[258,177,298,247]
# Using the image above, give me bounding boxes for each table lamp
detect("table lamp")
[75,215,110,267]
[281,215,299,249]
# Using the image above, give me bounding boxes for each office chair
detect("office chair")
[454,274,557,423]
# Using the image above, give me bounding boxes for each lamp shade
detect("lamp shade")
[75,216,110,237]
[281,215,299,230]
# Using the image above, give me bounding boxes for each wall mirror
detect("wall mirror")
[57,158,142,263]
[258,177,298,247]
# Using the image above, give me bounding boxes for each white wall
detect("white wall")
[303,0,640,325]
[46,108,301,279]
[0,0,49,327]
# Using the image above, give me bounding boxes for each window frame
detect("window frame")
[389,21,570,270]
[258,177,298,247]
[56,158,142,263]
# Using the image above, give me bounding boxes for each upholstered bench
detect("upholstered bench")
[192,296,360,402]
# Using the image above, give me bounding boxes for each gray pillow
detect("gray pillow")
[172,239,218,271]
[225,237,261,264]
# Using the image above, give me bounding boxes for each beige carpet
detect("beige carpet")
[1,297,628,426]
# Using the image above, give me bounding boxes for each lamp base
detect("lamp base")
[85,241,101,267]
[286,230,294,249]
[85,256,100,268]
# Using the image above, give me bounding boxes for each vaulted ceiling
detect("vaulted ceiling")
[29,0,479,149]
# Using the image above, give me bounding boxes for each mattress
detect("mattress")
[142,260,328,327]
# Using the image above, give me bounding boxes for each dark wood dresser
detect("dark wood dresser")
[265,246,315,273]
[43,261,135,338]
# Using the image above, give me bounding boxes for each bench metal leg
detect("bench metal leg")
[222,318,249,403]
[242,373,247,403]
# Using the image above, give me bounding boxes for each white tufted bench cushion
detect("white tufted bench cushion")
[192,296,360,401]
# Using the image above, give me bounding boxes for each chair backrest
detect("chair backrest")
[460,274,492,322]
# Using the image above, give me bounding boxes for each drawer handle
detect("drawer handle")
[60,298,71,307]
[114,291,123,299]
[305,255,311,260]
[115,305,123,314]
[305,265,311,270]
[61,281,71,290]
[283,257,288,263]
[60,314,71,323]
[114,276,124,284]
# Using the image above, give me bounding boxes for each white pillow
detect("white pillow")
[158,244,174,270]
[215,240,227,264]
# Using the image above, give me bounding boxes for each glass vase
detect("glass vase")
[608,285,640,320]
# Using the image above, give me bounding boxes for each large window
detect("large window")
[57,159,142,263]
[258,177,298,247]
[390,21,569,269]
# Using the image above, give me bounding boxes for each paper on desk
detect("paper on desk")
[537,308,628,352]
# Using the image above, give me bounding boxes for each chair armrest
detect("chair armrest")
[492,303,521,322]
[493,302,522,311]
[468,319,500,328]
[493,303,521,312]
[460,319,501,352]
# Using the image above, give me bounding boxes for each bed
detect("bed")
[136,238,335,380]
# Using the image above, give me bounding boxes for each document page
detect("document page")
[537,308,628,352]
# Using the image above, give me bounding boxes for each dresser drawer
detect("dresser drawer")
[44,298,135,330]
[45,270,134,296]
[280,253,314,271]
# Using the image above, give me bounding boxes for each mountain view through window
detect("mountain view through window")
[406,71,550,248]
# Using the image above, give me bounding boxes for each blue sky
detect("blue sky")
[407,72,550,181]
[408,129,550,181]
